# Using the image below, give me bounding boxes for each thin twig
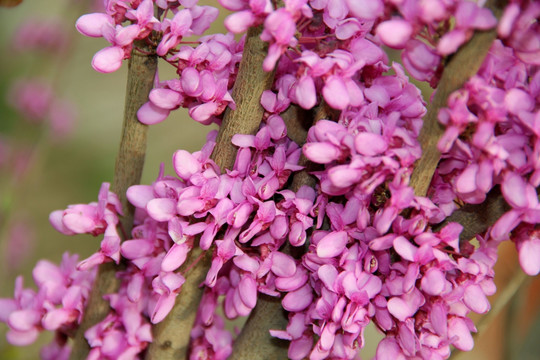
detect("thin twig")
[69,38,157,360]
[144,24,276,360]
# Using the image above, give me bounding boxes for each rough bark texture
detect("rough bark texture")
[145,25,276,360]
[69,39,157,360]
[113,44,156,233]
[229,294,291,360]
[212,25,276,173]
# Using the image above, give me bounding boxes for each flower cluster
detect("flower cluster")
[264,57,499,358]
[137,33,241,125]
[221,0,498,87]
[435,36,540,277]
[0,253,95,359]
[2,0,540,359]
[75,0,218,73]
[376,0,497,86]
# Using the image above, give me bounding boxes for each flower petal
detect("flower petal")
[282,283,312,312]
[173,149,201,180]
[92,46,124,73]
[137,101,170,125]
[518,238,540,276]
[377,19,412,48]
[76,13,112,37]
[316,231,348,258]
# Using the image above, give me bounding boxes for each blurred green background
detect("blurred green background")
[0,1,539,359]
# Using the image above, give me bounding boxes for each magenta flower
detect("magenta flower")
[6,1,540,359]
[0,253,95,349]
[50,183,123,269]
[157,9,193,56]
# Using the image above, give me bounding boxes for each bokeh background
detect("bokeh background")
[0,1,539,359]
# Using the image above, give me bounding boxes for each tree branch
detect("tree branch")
[407,0,510,240]
[212,25,276,173]
[144,24,276,360]
[70,38,157,360]
[432,187,510,242]
[409,0,505,198]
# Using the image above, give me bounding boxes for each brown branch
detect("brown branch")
[144,24,276,360]
[409,0,506,198]
[408,0,509,239]
[113,45,156,231]
[230,102,335,359]
[229,294,291,360]
[432,187,510,242]
[69,38,157,360]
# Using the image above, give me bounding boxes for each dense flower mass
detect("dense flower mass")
[0,253,95,358]
[1,0,539,359]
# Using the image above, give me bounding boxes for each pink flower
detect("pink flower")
[49,183,123,268]
[157,9,193,56]
[377,19,413,49]
[0,253,95,350]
